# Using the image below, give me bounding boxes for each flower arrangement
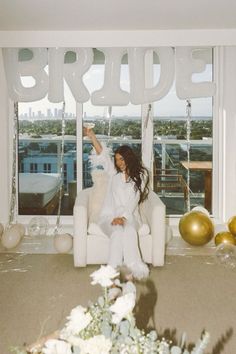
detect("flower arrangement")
[11,265,210,354]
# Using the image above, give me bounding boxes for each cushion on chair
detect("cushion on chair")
[88,222,108,238]
[88,221,150,238]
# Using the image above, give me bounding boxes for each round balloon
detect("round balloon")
[11,223,25,238]
[28,217,49,237]
[227,216,236,236]
[191,205,210,217]
[1,225,21,249]
[54,233,73,253]
[215,231,236,246]
[179,211,214,246]
[215,243,236,269]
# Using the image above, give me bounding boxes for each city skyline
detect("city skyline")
[19,104,212,121]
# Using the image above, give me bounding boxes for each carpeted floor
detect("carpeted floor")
[0,254,235,354]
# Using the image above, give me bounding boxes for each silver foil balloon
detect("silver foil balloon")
[215,243,236,269]
[28,217,49,237]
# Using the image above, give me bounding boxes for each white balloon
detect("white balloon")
[3,48,49,102]
[28,216,49,237]
[191,205,210,217]
[64,47,93,103]
[91,47,129,106]
[128,47,174,104]
[1,225,21,249]
[54,233,73,253]
[11,223,26,238]
[48,48,65,103]
[175,47,216,99]
[0,223,4,237]
[48,47,93,103]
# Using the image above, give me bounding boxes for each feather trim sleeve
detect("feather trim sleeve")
[89,142,115,175]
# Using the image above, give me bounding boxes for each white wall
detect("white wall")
[0,49,10,224]
[1,30,236,47]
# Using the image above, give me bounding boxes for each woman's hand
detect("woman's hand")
[111,217,126,226]
[83,127,103,154]
[83,127,94,138]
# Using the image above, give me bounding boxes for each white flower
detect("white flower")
[42,339,72,354]
[73,335,112,354]
[109,292,136,324]
[60,305,92,338]
[122,281,136,297]
[90,265,119,287]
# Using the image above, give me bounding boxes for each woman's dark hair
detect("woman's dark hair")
[114,145,149,204]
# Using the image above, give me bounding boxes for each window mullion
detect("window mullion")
[142,50,154,188]
[76,101,83,193]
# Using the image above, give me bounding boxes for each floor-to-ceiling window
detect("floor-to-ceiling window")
[153,48,213,216]
[82,51,141,188]
[15,47,214,219]
[18,50,76,216]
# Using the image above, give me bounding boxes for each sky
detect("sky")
[19,63,213,118]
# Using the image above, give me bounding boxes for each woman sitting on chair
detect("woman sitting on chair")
[84,127,150,280]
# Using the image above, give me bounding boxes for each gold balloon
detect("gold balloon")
[215,231,236,246]
[179,211,214,246]
[228,216,236,236]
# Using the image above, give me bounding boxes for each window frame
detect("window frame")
[15,47,222,228]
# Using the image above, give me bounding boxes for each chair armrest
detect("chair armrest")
[141,191,166,266]
[73,189,91,267]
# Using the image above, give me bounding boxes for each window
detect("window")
[82,57,141,189]
[30,163,38,173]
[18,58,76,216]
[16,47,214,219]
[152,49,213,216]
[43,163,51,173]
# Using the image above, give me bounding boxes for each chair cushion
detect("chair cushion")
[88,222,108,238]
[88,222,150,238]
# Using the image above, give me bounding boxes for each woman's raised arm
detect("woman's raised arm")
[84,127,103,155]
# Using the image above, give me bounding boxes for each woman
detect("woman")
[85,127,150,280]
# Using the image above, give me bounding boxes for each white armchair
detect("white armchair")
[73,188,166,267]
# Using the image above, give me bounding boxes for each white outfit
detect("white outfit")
[90,144,149,280]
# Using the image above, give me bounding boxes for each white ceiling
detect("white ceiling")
[0,0,236,31]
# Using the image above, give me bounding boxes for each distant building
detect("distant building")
[18,136,91,191]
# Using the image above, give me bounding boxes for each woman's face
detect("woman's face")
[115,153,127,172]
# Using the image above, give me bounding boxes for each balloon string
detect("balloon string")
[9,102,18,226]
[142,103,153,171]
[54,102,66,235]
[107,106,112,145]
[144,103,152,129]
[186,99,191,212]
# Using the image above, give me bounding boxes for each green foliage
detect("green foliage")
[19,118,212,140]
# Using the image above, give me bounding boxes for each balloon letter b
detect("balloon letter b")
[48,48,65,103]
[3,48,49,102]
